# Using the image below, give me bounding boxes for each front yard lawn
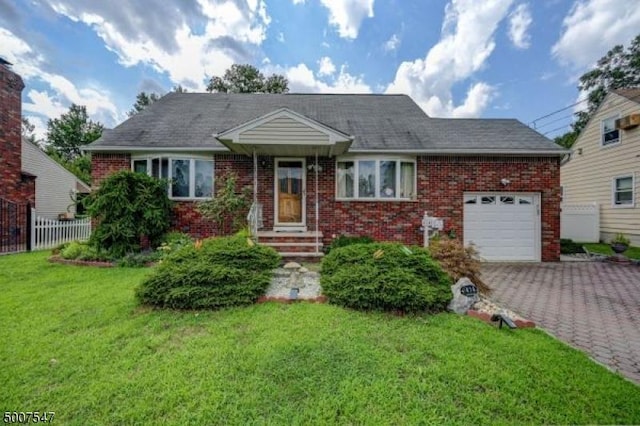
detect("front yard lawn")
[582,242,640,260]
[1,252,639,424]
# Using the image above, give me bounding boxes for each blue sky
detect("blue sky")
[2,0,640,140]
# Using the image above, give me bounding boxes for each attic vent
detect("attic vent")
[615,113,640,130]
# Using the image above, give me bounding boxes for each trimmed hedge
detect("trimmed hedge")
[135,235,280,309]
[321,243,452,313]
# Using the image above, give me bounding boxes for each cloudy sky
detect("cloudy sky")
[2,0,640,140]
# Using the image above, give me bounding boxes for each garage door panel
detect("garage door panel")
[463,192,540,262]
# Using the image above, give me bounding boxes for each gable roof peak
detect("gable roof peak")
[611,87,640,103]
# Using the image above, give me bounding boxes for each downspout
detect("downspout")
[315,149,319,254]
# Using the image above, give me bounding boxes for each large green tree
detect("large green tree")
[46,104,103,161]
[554,34,640,148]
[206,64,289,94]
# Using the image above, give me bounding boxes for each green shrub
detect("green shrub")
[325,235,374,254]
[59,241,109,262]
[428,239,490,294]
[321,243,452,313]
[86,170,172,258]
[135,235,280,309]
[560,238,585,254]
[117,250,162,268]
[156,231,194,259]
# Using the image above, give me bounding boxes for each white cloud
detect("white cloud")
[269,63,371,93]
[383,33,400,52]
[319,0,375,39]
[318,56,336,76]
[508,3,532,49]
[292,0,305,4]
[47,0,271,90]
[386,0,513,117]
[0,27,119,139]
[552,0,640,70]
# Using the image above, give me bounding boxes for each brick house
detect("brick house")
[86,93,565,261]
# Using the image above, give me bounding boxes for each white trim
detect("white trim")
[216,108,352,143]
[601,114,621,148]
[348,149,569,156]
[274,157,307,229]
[612,173,635,208]
[335,155,417,201]
[83,145,228,152]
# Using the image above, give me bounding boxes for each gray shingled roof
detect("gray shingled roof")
[87,93,565,154]
[613,88,640,104]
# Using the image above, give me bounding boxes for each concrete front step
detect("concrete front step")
[257,230,324,257]
[279,252,324,263]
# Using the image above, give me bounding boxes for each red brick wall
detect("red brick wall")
[92,153,561,261]
[0,62,35,206]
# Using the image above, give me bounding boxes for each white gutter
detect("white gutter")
[348,148,570,156]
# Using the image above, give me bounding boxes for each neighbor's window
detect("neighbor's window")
[132,156,213,199]
[602,116,620,146]
[336,157,416,200]
[613,175,634,206]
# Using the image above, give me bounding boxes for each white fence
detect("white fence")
[31,211,92,250]
[560,202,599,242]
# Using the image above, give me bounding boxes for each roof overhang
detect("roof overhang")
[81,145,229,153]
[348,148,570,157]
[215,108,353,157]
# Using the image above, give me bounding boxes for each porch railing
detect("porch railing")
[247,202,263,242]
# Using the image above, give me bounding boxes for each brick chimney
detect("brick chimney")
[0,58,35,205]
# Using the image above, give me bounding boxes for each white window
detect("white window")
[132,156,214,200]
[613,175,634,207]
[602,116,620,146]
[336,157,416,200]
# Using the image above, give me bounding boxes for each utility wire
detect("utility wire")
[530,97,589,127]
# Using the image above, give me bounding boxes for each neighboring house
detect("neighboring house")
[85,93,565,261]
[21,138,91,219]
[561,89,640,245]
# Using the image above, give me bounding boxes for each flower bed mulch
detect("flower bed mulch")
[49,255,114,268]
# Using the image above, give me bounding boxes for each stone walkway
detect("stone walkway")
[482,261,640,384]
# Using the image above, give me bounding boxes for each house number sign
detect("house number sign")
[460,284,478,297]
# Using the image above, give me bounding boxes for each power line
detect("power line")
[530,97,589,127]
[543,124,572,136]
[534,113,575,130]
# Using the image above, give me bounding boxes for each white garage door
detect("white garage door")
[463,193,540,261]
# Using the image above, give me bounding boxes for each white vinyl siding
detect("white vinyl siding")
[561,92,640,241]
[239,116,329,144]
[21,140,89,219]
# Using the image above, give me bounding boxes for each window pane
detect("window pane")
[464,195,477,204]
[603,118,619,145]
[358,160,375,198]
[400,162,415,199]
[481,196,496,204]
[518,196,532,205]
[172,159,191,197]
[616,177,633,191]
[337,162,354,198]
[194,160,213,198]
[500,196,514,205]
[379,161,396,198]
[133,160,147,174]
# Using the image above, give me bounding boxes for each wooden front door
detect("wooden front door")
[275,159,305,227]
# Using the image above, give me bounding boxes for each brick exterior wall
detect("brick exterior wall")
[92,153,561,261]
[0,62,35,206]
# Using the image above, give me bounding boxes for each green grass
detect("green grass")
[582,242,640,259]
[1,252,639,425]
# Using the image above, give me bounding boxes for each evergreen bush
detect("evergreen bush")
[136,235,280,309]
[321,243,452,313]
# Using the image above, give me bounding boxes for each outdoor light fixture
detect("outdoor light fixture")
[500,178,510,186]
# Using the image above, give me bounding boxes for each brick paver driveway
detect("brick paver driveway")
[482,261,640,384]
